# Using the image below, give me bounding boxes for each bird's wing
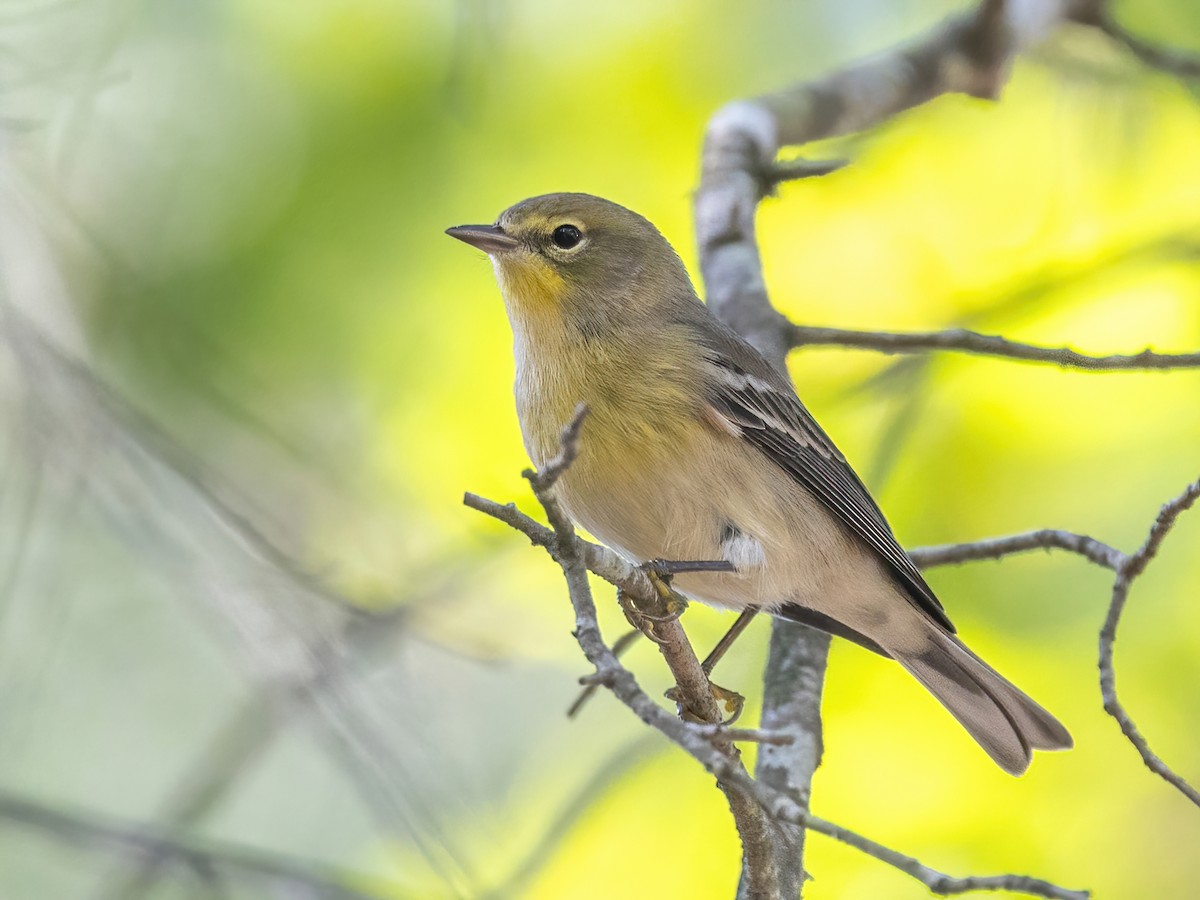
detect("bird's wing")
[692,318,954,633]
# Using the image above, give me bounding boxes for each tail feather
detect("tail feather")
[894,626,1072,775]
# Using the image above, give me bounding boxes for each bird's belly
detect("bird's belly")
[558,428,894,616]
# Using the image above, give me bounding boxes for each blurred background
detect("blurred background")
[1,0,1199,897]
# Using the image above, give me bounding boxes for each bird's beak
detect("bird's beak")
[445,224,521,255]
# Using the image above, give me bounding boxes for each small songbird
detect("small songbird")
[447,192,1071,774]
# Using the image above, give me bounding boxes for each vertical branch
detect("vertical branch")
[751,625,829,893]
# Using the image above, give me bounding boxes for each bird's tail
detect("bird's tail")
[892,625,1073,775]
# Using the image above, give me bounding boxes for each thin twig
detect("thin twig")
[0,789,385,900]
[789,324,1200,371]
[567,627,643,718]
[524,403,588,492]
[764,157,849,190]
[911,529,1126,571]
[795,810,1088,900]
[1099,477,1200,808]
[692,725,796,747]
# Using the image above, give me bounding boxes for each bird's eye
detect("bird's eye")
[551,224,583,250]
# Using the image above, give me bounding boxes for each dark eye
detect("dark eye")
[551,224,583,249]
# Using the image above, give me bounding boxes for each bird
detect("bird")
[447,192,1072,774]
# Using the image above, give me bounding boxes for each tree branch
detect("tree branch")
[910,529,1126,571]
[467,491,1128,592]
[792,811,1087,900]
[788,325,1200,371]
[0,789,384,900]
[1100,477,1200,808]
[6,310,478,896]
[465,464,1090,900]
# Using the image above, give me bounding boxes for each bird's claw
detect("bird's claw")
[641,563,689,620]
[665,681,745,725]
[710,683,745,725]
[618,589,682,644]
[618,560,691,634]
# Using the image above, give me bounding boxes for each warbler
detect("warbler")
[448,192,1071,774]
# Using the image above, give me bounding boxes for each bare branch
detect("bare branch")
[464,491,651,594]
[1100,477,1200,808]
[764,157,849,190]
[910,529,1126,571]
[470,455,1200,898]
[0,789,384,900]
[567,627,642,718]
[468,487,1131,600]
[524,402,588,493]
[795,810,1088,900]
[693,726,796,747]
[788,324,1200,371]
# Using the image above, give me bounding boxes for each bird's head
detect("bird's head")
[447,193,693,331]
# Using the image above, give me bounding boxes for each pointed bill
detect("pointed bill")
[445,224,520,254]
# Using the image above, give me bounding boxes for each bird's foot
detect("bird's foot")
[641,561,690,620]
[618,587,683,644]
[617,560,694,636]
[665,681,745,725]
[631,557,735,624]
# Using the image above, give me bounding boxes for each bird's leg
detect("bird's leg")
[690,609,761,723]
[701,608,760,676]
[644,558,737,579]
